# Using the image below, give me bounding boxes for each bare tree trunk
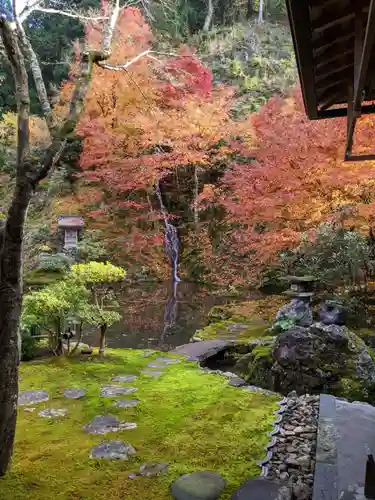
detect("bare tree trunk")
[203,0,214,31]
[258,0,264,23]
[99,324,107,356]
[246,0,254,18]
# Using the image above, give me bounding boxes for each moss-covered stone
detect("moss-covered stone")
[234,343,275,388]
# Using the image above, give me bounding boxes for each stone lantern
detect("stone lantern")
[275,275,317,328]
[57,215,84,252]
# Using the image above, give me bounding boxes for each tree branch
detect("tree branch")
[97,49,177,71]
[34,7,108,21]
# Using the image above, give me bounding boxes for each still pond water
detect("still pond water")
[85,281,255,352]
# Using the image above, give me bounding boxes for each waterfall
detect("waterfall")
[160,280,179,345]
[155,179,181,282]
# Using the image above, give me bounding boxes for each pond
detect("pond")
[84,281,259,351]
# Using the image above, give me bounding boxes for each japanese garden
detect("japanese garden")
[1,0,375,499]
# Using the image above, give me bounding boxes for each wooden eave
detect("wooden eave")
[286,0,375,160]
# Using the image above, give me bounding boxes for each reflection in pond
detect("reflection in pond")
[84,281,252,351]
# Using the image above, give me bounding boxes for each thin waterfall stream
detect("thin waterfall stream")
[155,178,181,282]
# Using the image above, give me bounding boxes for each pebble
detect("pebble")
[265,394,319,499]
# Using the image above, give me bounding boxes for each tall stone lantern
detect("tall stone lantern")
[57,215,84,252]
[275,275,317,327]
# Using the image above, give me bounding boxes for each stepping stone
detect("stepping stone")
[83,415,137,434]
[18,390,49,406]
[228,377,247,387]
[142,350,155,357]
[141,370,164,378]
[155,357,181,365]
[39,408,68,418]
[101,386,137,397]
[171,471,226,500]
[115,399,140,409]
[23,407,36,413]
[139,462,168,477]
[64,388,87,399]
[112,375,137,383]
[90,440,136,460]
[147,362,167,369]
[231,478,292,500]
[170,340,232,362]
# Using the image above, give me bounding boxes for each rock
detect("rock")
[128,473,138,479]
[170,340,233,362]
[293,426,304,434]
[112,375,137,383]
[171,471,226,500]
[228,377,247,387]
[115,399,140,408]
[275,298,313,327]
[141,370,165,377]
[280,472,289,481]
[64,388,87,399]
[18,390,49,406]
[270,322,375,400]
[147,363,167,369]
[319,301,346,325]
[39,408,68,418]
[83,415,137,434]
[23,407,36,413]
[231,478,292,500]
[139,462,168,477]
[100,386,137,397]
[90,440,136,460]
[155,357,180,364]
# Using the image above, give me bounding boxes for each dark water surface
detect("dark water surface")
[85,281,255,351]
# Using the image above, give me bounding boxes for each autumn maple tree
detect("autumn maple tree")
[57,7,251,277]
[204,90,375,284]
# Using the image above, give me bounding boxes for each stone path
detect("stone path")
[18,389,49,406]
[64,388,87,399]
[312,394,375,500]
[170,340,232,362]
[171,471,226,500]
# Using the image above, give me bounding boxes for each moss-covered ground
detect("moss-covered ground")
[1,349,278,500]
[195,320,271,343]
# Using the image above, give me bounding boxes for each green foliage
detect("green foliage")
[38,252,73,273]
[76,230,107,262]
[70,261,126,285]
[279,222,374,290]
[20,328,39,361]
[198,22,296,117]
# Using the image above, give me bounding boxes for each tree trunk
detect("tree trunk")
[0,179,34,475]
[99,324,107,356]
[247,0,254,18]
[203,0,214,31]
[258,0,264,23]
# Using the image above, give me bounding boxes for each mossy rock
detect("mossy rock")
[234,343,275,388]
[24,268,65,286]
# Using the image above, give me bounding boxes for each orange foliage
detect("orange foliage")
[59,7,250,277]
[214,89,375,283]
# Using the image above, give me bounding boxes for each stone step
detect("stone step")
[313,394,375,500]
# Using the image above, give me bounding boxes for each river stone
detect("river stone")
[101,385,137,397]
[231,478,292,500]
[115,399,140,408]
[18,390,49,406]
[90,440,136,460]
[139,462,169,477]
[171,471,226,500]
[147,363,167,369]
[156,357,181,364]
[141,370,165,377]
[39,408,68,418]
[83,415,137,434]
[64,388,87,399]
[112,375,137,383]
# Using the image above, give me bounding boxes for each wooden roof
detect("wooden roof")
[286,0,375,159]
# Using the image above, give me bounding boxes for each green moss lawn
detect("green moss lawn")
[1,349,278,500]
[195,320,271,343]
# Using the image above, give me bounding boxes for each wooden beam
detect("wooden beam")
[315,64,353,85]
[315,50,354,71]
[286,0,318,119]
[346,0,375,158]
[318,102,375,118]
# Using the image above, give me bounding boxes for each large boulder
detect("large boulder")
[234,322,375,402]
